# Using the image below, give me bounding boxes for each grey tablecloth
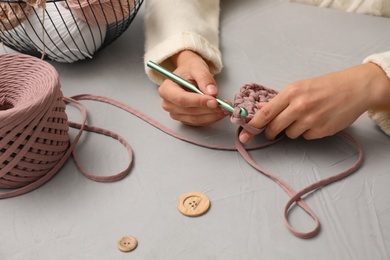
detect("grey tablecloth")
[1,1,390,259]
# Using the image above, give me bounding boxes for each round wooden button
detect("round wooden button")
[177,192,210,217]
[117,236,138,252]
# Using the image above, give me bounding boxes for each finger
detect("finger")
[301,121,339,140]
[283,120,309,139]
[190,66,218,96]
[162,99,223,116]
[170,111,227,126]
[263,106,298,140]
[239,96,289,143]
[159,80,219,109]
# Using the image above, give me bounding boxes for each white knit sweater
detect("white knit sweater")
[144,0,221,84]
[144,0,390,135]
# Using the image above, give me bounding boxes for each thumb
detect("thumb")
[192,69,218,97]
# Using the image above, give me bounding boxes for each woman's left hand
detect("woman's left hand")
[239,63,390,142]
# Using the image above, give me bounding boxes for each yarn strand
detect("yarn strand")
[0,54,363,240]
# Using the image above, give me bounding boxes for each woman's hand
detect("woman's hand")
[158,50,227,126]
[239,63,390,142]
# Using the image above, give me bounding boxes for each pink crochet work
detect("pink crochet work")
[230,83,278,135]
[231,83,278,123]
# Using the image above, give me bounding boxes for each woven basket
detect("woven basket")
[0,0,143,62]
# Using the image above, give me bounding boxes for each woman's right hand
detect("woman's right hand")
[158,50,227,126]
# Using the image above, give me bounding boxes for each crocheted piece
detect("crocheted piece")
[230,83,278,128]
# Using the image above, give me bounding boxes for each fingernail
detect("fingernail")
[239,132,249,143]
[207,99,218,109]
[206,84,217,95]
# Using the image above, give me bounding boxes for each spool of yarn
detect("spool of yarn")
[23,2,107,62]
[0,2,31,31]
[66,0,134,26]
[0,53,70,199]
[0,53,133,198]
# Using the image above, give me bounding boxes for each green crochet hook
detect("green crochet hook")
[147,60,248,117]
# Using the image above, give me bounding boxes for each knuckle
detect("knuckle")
[302,132,314,140]
[285,129,299,139]
[267,122,279,133]
[182,116,202,126]
[303,130,321,140]
[158,79,171,93]
[301,115,320,129]
[293,101,307,113]
[161,101,170,112]
[198,73,213,86]
[284,83,301,98]
[258,106,273,121]
[188,117,204,126]
[302,127,327,140]
[186,107,198,115]
[157,85,165,98]
[264,123,280,139]
[293,99,317,116]
[315,127,330,138]
[172,94,188,107]
[169,112,180,121]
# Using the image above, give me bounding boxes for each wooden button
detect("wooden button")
[117,236,138,252]
[177,192,210,217]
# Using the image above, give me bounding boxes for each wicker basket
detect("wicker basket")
[0,0,143,62]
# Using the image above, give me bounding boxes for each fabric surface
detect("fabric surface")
[1,2,390,258]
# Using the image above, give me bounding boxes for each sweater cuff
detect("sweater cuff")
[363,51,390,78]
[363,51,390,136]
[367,105,390,136]
[144,31,223,85]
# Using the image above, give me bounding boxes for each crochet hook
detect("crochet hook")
[147,60,248,117]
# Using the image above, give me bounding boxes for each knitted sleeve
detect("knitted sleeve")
[144,0,222,84]
[363,51,390,136]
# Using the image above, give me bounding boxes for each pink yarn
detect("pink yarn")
[67,87,363,239]
[66,0,134,25]
[0,53,69,196]
[0,53,131,199]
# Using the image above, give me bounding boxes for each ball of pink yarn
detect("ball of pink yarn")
[66,0,134,26]
[0,53,69,198]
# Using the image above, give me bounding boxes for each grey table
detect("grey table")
[1,0,390,259]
